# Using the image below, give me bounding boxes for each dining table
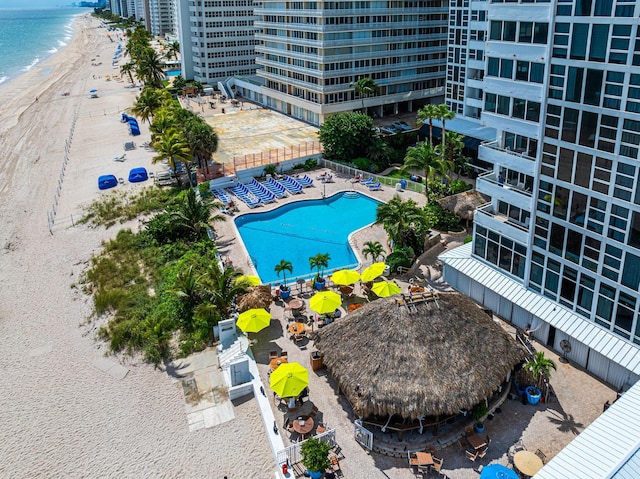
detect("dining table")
[288,298,304,311]
[292,415,314,438]
[513,450,544,477]
[467,433,488,450]
[269,357,288,371]
[414,451,433,466]
[288,322,306,336]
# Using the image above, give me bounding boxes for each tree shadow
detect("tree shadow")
[547,409,584,436]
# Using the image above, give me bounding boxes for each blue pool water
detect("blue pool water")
[165,70,182,77]
[235,192,381,284]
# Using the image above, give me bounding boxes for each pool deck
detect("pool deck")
[212,170,616,479]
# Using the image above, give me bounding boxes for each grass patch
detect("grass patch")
[80,186,182,228]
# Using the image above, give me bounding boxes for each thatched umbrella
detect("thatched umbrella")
[313,293,526,420]
[438,190,489,227]
[237,286,272,312]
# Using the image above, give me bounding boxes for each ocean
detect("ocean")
[0,7,91,86]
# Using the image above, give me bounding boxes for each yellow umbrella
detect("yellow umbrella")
[371,281,401,298]
[361,262,386,282]
[236,275,261,286]
[270,362,309,398]
[331,269,360,285]
[309,291,342,314]
[236,308,271,333]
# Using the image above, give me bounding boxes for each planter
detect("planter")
[307,471,323,479]
[280,288,291,300]
[526,386,542,405]
[314,278,326,290]
[515,381,527,397]
[474,422,485,433]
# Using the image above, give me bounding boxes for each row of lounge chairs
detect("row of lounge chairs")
[360,177,383,191]
[212,175,315,208]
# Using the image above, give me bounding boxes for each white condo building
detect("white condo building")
[239,0,448,125]
[440,0,640,389]
[149,0,178,37]
[176,0,259,85]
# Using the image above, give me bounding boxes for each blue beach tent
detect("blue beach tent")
[98,174,118,190]
[128,167,148,183]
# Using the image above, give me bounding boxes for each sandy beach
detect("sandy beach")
[0,14,273,478]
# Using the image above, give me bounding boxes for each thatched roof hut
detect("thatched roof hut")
[438,190,489,222]
[313,293,525,420]
[237,286,272,312]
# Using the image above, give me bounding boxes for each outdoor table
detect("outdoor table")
[269,357,288,371]
[288,322,306,336]
[467,434,487,450]
[296,279,306,293]
[415,451,433,466]
[288,298,303,311]
[293,415,314,438]
[513,450,544,477]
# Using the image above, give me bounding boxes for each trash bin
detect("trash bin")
[310,351,324,371]
[400,178,407,189]
[395,182,402,191]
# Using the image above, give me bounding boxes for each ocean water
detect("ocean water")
[0,7,91,86]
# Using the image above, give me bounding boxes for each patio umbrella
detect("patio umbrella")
[331,269,360,286]
[361,262,386,282]
[270,362,309,398]
[236,275,261,286]
[479,464,519,479]
[371,281,401,298]
[310,291,342,315]
[236,308,271,333]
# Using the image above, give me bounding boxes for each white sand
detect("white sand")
[0,15,272,478]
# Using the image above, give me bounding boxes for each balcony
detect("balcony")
[478,141,537,176]
[476,172,532,211]
[474,204,529,246]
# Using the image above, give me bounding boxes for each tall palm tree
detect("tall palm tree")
[526,351,557,388]
[120,62,136,84]
[130,87,169,124]
[402,141,452,201]
[417,104,440,145]
[443,131,465,178]
[165,41,180,61]
[198,265,247,320]
[375,196,428,249]
[167,265,201,311]
[438,104,456,152]
[152,129,193,186]
[136,48,165,88]
[182,115,219,174]
[349,77,379,114]
[274,259,293,290]
[170,188,224,238]
[362,241,385,262]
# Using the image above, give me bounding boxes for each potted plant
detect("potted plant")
[309,253,330,290]
[473,402,489,433]
[300,437,331,479]
[274,259,293,300]
[525,351,557,405]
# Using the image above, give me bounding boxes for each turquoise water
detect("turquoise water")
[0,8,90,86]
[235,192,381,284]
[165,70,182,77]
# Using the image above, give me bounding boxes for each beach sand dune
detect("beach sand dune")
[0,15,272,478]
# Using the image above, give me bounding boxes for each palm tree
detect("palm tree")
[165,41,180,61]
[349,77,379,114]
[152,129,193,186]
[198,264,247,320]
[526,351,557,388]
[362,241,385,262]
[136,48,165,87]
[402,141,453,201]
[438,104,456,152]
[443,131,465,178]
[182,114,219,174]
[130,87,169,124]
[417,104,440,145]
[274,259,293,290]
[309,253,331,282]
[167,265,201,312]
[375,196,428,249]
[170,188,223,238]
[120,62,136,84]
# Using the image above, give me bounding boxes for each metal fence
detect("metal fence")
[47,114,78,235]
[276,429,337,467]
[319,158,426,195]
[232,141,323,174]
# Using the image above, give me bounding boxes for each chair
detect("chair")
[408,452,419,466]
[309,405,319,417]
[330,455,341,474]
[477,446,488,458]
[430,456,443,476]
[281,351,288,358]
[465,449,478,461]
[269,351,278,360]
[316,421,326,434]
[535,449,547,464]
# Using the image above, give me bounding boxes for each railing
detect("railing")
[276,429,337,467]
[262,263,360,290]
[481,140,536,162]
[320,158,426,195]
[48,114,78,234]
[478,171,532,198]
[232,141,323,175]
[476,203,530,232]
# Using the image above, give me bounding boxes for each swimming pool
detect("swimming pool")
[165,70,182,77]
[235,192,381,284]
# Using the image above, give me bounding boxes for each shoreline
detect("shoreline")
[0,13,274,477]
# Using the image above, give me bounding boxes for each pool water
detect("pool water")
[235,192,381,284]
[165,70,182,77]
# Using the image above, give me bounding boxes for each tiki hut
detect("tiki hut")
[438,190,489,226]
[313,293,526,420]
[237,286,273,312]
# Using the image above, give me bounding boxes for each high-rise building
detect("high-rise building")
[235,0,449,125]
[149,0,178,37]
[440,0,640,389]
[177,0,259,85]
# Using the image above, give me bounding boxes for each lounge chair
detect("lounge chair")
[321,173,334,183]
[297,174,314,187]
[367,181,382,191]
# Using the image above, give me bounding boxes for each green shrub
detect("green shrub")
[198,181,212,198]
[386,246,414,273]
[449,179,471,195]
[263,164,277,177]
[352,157,372,171]
[303,158,318,170]
[464,235,473,244]
[424,202,463,232]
